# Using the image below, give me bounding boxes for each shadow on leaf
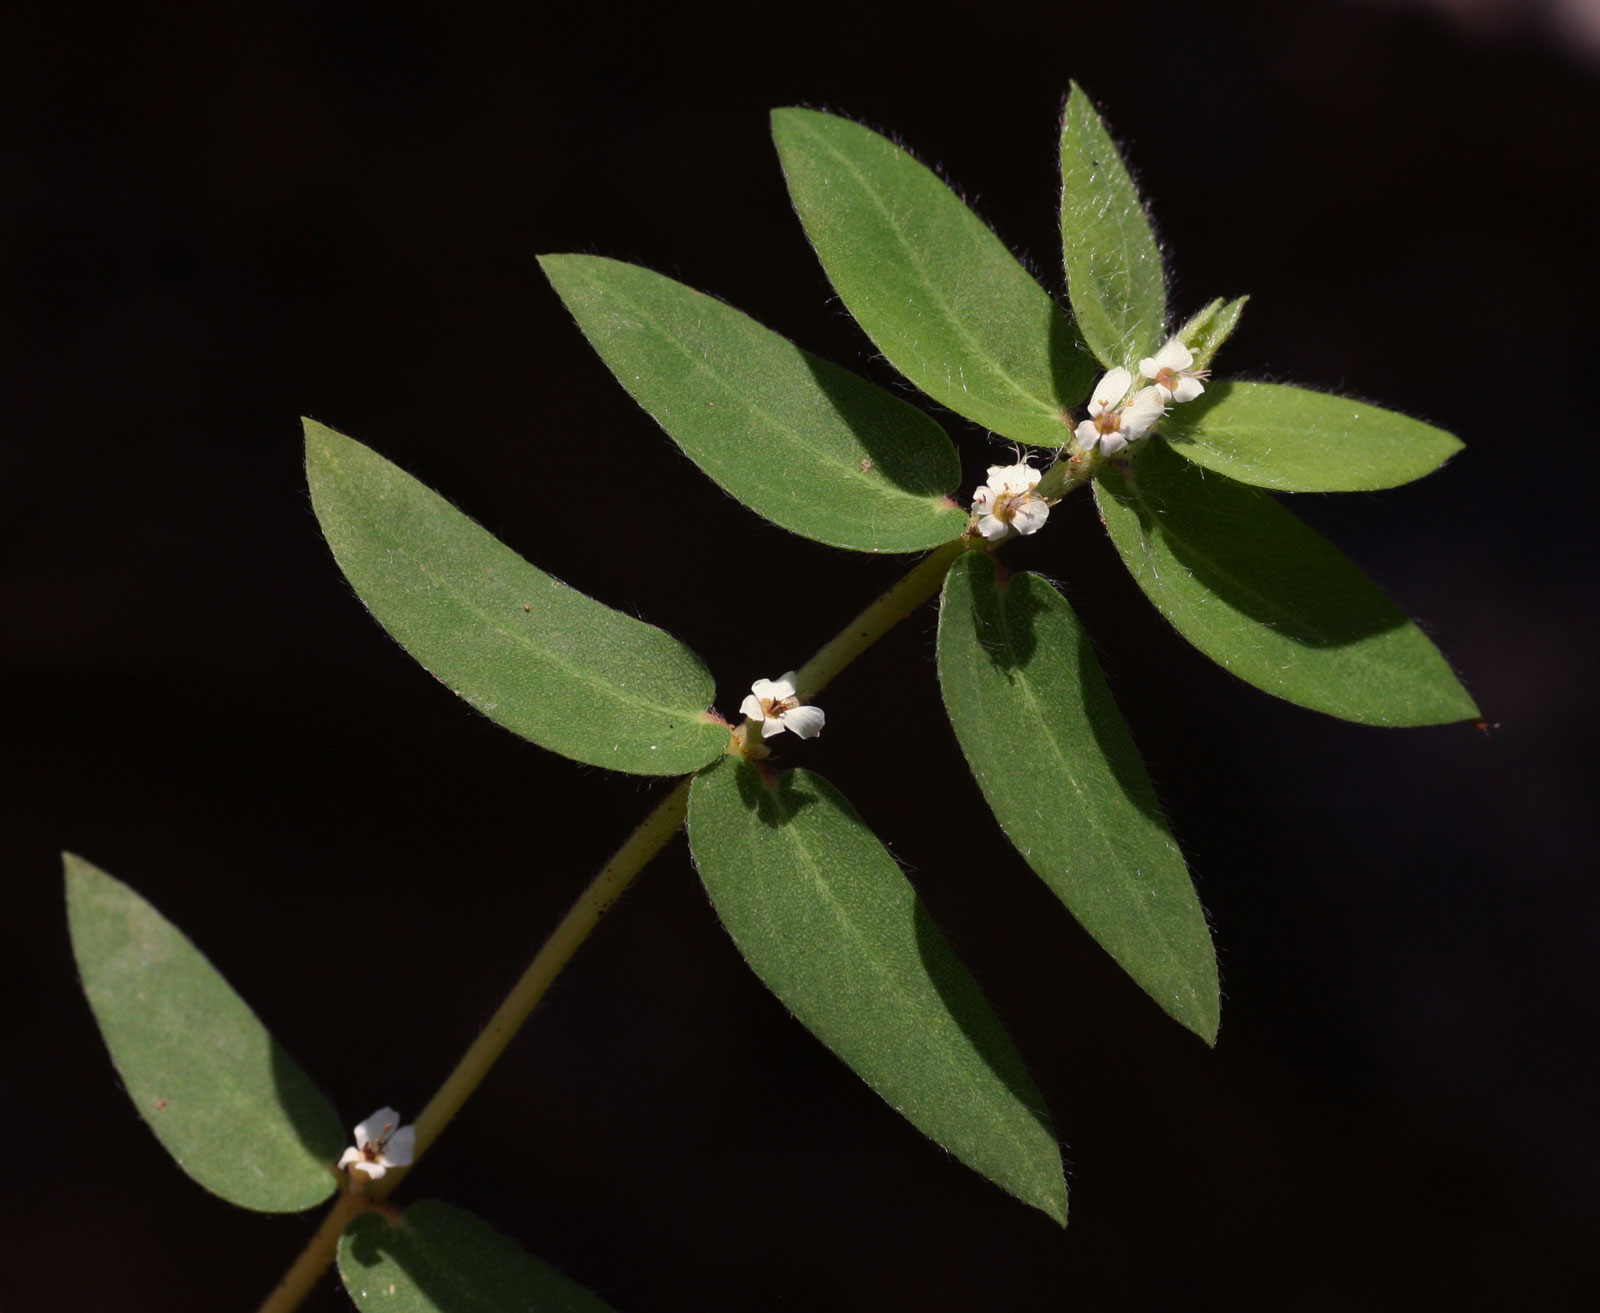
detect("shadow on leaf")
[803,352,959,497]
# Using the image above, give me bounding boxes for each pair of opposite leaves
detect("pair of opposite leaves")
[300,94,1475,1227]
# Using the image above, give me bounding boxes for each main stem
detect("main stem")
[261,469,1099,1309]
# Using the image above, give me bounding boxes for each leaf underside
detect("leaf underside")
[1095,439,1479,726]
[65,853,344,1212]
[305,420,727,775]
[937,553,1219,1042]
[687,757,1068,1223]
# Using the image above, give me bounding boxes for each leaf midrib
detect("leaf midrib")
[791,114,1063,424]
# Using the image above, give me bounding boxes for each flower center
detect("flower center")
[1093,409,1122,436]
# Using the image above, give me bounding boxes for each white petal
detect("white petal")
[350,1159,387,1179]
[739,694,765,721]
[1091,366,1132,409]
[985,464,1012,482]
[1073,420,1101,450]
[749,678,781,701]
[1011,499,1050,536]
[352,1108,401,1146]
[1138,355,1161,381]
[1171,376,1205,404]
[773,674,799,698]
[976,513,1008,541]
[382,1125,416,1166]
[1122,388,1167,439]
[760,717,787,738]
[1099,432,1128,456]
[337,1147,361,1170]
[971,486,996,514]
[780,705,826,739]
[1156,339,1194,371]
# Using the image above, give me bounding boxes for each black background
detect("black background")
[7,0,1598,1308]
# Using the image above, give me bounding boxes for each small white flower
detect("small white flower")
[1073,366,1168,455]
[740,673,825,740]
[337,1107,415,1180]
[1139,338,1207,404]
[970,461,1049,542]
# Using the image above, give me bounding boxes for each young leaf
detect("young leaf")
[1175,294,1248,372]
[772,106,1092,448]
[540,254,968,553]
[1159,381,1464,492]
[937,553,1219,1042]
[1095,440,1479,726]
[1060,83,1167,369]
[305,420,727,776]
[687,758,1067,1224]
[64,853,344,1212]
[340,1201,616,1312]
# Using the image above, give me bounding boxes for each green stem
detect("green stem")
[261,500,1094,1309]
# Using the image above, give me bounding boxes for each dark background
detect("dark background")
[6,0,1597,1307]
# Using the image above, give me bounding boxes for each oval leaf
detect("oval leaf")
[305,420,727,775]
[340,1201,616,1313]
[937,554,1219,1042]
[1060,83,1167,369]
[1095,440,1479,726]
[687,758,1067,1223]
[772,106,1092,447]
[1160,381,1464,492]
[540,254,968,552]
[64,853,344,1212]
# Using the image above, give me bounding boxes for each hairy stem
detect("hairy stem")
[261,478,1093,1308]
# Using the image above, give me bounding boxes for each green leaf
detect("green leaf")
[688,758,1067,1223]
[1095,440,1479,725]
[1060,83,1168,369]
[937,553,1219,1042]
[772,107,1092,447]
[305,420,727,775]
[1175,295,1248,372]
[64,853,343,1212]
[1160,381,1464,492]
[539,254,968,553]
[340,1201,616,1312]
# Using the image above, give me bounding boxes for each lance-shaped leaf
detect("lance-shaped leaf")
[306,421,727,775]
[340,1201,616,1313]
[937,553,1218,1042]
[1095,440,1479,726]
[688,758,1067,1223]
[540,254,968,553]
[1060,83,1167,369]
[1175,294,1248,372]
[64,853,344,1212]
[772,107,1092,448]
[1159,381,1464,492]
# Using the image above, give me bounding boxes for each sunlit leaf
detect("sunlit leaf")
[340,1201,615,1312]
[937,553,1219,1041]
[64,853,343,1212]
[687,758,1067,1223]
[1060,83,1167,369]
[1095,440,1479,725]
[305,420,727,775]
[1160,381,1464,492]
[540,254,968,552]
[773,106,1091,447]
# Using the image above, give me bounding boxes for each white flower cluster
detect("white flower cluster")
[971,462,1049,543]
[741,673,825,739]
[337,1107,415,1180]
[1074,338,1207,457]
